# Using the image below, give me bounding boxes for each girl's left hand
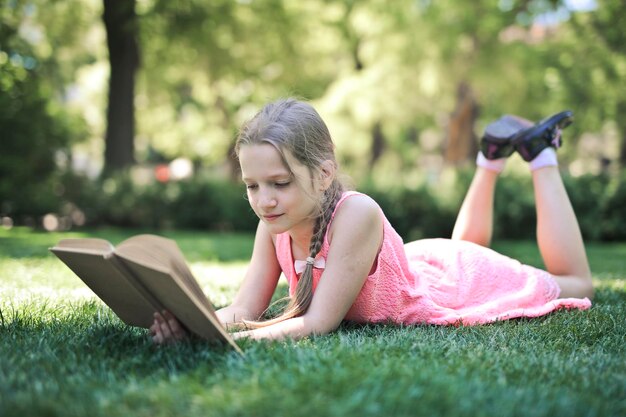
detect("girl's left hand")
[150,310,188,344]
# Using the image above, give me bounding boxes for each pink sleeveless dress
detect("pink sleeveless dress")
[275,191,591,326]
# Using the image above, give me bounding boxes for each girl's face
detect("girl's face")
[239,143,320,236]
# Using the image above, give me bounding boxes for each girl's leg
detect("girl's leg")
[451,167,499,247]
[532,166,594,299]
[454,114,533,246]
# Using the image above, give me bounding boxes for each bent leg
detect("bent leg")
[451,167,499,247]
[532,166,593,299]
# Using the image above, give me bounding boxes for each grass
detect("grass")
[1,227,625,417]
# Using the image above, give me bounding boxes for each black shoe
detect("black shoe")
[512,111,574,162]
[480,115,533,160]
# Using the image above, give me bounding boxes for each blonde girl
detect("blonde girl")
[150,99,593,344]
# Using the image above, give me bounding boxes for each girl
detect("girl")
[150,99,593,344]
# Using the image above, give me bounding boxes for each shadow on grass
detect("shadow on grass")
[0,301,237,379]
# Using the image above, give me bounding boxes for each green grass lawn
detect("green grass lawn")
[1,227,625,417]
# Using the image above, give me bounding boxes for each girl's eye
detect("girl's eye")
[275,182,291,188]
[246,184,258,190]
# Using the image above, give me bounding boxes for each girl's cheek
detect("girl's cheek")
[246,196,255,207]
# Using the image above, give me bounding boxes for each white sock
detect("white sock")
[476,152,507,173]
[529,147,558,171]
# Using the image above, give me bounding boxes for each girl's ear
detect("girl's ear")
[319,160,336,191]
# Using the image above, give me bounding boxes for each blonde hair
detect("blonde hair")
[235,98,345,327]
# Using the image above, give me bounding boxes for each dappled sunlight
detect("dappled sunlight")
[3,287,97,307]
[4,0,625,234]
[0,251,251,310]
[190,262,249,308]
[593,277,625,291]
[1,217,13,230]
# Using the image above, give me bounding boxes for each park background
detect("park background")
[2,0,626,241]
[1,2,626,417]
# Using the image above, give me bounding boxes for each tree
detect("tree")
[136,0,336,177]
[0,0,87,218]
[445,82,479,165]
[569,0,626,166]
[102,0,139,173]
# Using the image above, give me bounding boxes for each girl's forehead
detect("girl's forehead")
[239,143,282,161]
[239,143,307,178]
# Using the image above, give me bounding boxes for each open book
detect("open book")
[50,234,242,353]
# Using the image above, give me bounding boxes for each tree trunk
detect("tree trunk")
[102,0,139,174]
[617,101,626,168]
[212,93,241,181]
[370,121,386,168]
[619,132,626,168]
[445,81,479,165]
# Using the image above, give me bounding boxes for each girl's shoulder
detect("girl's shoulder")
[335,191,381,214]
[328,191,383,239]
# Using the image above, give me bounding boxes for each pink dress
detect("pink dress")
[275,191,591,326]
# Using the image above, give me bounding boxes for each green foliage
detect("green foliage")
[3,0,626,243]
[1,230,625,417]
[169,178,257,231]
[8,169,626,241]
[0,47,84,219]
[361,184,457,241]
[0,1,88,219]
[363,170,626,242]
[599,175,626,241]
[57,172,258,232]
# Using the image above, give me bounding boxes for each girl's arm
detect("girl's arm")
[233,195,383,341]
[216,220,282,326]
[151,221,281,343]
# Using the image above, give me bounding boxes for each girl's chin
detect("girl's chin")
[262,220,289,234]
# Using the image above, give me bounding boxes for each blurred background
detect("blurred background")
[1,0,625,240]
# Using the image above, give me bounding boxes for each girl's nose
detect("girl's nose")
[258,190,277,208]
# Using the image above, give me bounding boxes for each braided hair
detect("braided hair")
[235,99,346,327]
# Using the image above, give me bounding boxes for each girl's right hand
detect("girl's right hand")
[150,310,188,344]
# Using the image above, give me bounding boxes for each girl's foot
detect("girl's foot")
[478,115,533,172]
[513,110,573,162]
[480,115,534,160]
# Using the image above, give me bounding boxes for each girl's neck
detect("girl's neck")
[288,225,314,259]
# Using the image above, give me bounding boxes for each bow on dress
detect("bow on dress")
[294,257,326,275]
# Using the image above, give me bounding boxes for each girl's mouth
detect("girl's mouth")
[263,214,283,222]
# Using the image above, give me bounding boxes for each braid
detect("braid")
[243,181,344,328]
[236,98,347,329]
[289,183,343,313]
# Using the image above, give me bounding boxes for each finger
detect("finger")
[159,319,174,341]
[151,325,164,344]
[154,311,174,341]
[150,315,161,336]
[154,311,165,326]
[150,314,163,343]
[163,310,187,340]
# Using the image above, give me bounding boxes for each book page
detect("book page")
[115,255,241,353]
[50,241,160,328]
[119,235,204,292]
[116,235,217,318]
[52,238,115,254]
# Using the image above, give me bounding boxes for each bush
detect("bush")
[6,167,626,242]
[599,173,626,241]
[361,184,457,241]
[0,19,86,223]
[362,170,626,242]
[55,171,258,232]
[171,179,257,231]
